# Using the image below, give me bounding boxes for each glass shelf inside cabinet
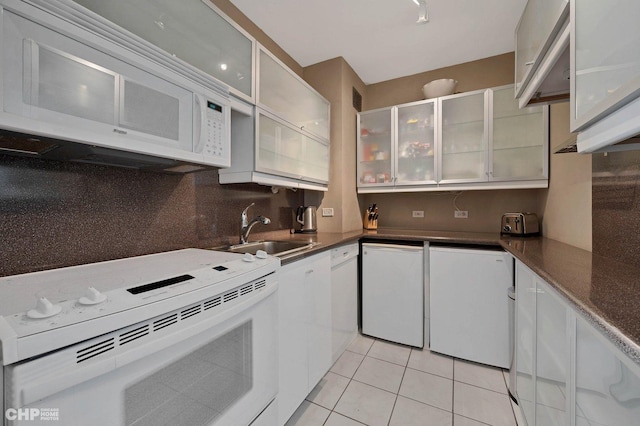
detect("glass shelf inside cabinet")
[397,141,434,159]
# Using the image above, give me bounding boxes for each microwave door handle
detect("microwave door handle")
[23,39,37,108]
[193,93,207,154]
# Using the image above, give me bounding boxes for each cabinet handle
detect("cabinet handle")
[113,128,127,135]
[525,61,534,66]
[306,269,314,274]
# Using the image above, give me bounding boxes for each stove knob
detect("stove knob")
[27,297,62,319]
[255,249,268,259]
[78,287,107,305]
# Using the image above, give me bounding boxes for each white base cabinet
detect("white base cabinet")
[277,252,331,425]
[575,318,640,425]
[361,242,424,348]
[330,244,358,363]
[430,247,512,368]
[515,259,640,426]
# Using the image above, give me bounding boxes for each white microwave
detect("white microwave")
[0,1,231,172]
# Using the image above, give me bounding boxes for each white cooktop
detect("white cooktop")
[0,249,244,316]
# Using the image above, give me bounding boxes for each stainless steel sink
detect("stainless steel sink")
[225,240,317,257]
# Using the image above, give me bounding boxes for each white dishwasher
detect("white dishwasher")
[429,246,513,368]
[361,242,424,348]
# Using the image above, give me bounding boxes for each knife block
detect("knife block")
[363,212,378,230]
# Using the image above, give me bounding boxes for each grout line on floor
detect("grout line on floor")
[452,355,456,422]
[308,335,518,426]
[452,379,511,396]
[456,413,496,426]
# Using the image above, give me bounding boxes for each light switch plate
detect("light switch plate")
[322,207,334,217]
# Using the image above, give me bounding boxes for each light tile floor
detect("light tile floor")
[286,334,518,426]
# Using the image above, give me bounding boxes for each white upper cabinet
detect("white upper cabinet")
[515,0,570,107]
[357,100,438,191]
[257,46,330,141]
[219,100,329,191]
[358,85,548,193]
[439,89,488,183]
[490,86,548,182]
[571,0,640,132]
[256,111,329,185]
[396,100,438,185]
[72,0,255,101]
[571,0,640,154]
[357,106,395,188]
[218,45,331,191]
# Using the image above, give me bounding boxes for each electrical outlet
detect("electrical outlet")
[454,210,469,219]
[322,207,334,217]
[412,210,425,218]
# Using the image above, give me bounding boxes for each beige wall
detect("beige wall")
[365,53,515,110]
[539,103,592,251]
[303,58,365,232]
[360,189,546,232]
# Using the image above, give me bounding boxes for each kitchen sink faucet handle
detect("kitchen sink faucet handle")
[241,203,255,227]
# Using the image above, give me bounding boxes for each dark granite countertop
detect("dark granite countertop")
[245,228,502,264]
[501,236,640,366]
[233,227,640,365]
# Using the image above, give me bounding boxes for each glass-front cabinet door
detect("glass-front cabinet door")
[490,86,548,181]
[515,0,569,98]
[571,0,640,131]
[73,0,255,100]
[357,107,394,188]
[258,47,330,141]
[256,111,328,184]
[439,90,488,183]
[396,100,437,185]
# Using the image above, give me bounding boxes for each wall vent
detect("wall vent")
[353,87,362,112]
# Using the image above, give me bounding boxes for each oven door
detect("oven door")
[4,279,277,426]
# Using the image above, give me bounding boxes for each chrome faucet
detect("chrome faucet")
[240,203,271,244]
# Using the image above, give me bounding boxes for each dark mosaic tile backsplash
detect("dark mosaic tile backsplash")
[0,155,303,277]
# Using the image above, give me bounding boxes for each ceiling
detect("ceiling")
[229,0,528,85]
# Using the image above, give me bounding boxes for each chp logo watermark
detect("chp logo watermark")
[5,408,59,422]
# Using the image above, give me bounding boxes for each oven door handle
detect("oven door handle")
[16,284,276,407]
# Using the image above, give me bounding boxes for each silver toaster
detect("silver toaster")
[501,213,539,236]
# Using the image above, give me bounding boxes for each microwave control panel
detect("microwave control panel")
[203,100,227,161]
[204,100,226,158]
